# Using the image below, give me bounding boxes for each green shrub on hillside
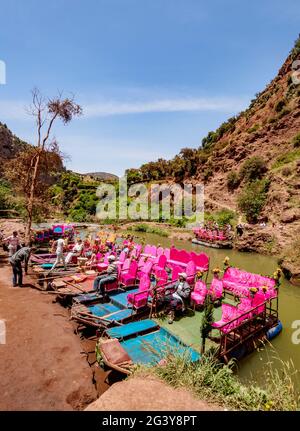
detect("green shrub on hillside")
[239,157,267,182]
[247,124,260,134]
[205,209,236,227]
[272,149,300,169]
[277,108,291,119]
[290,35,300,60]
[202,117,237,149]
[203,167,213,181]
[227,171,240,191]
[237,179,270,223]
[274,99,286,113]
[0,179,25,216]
[128,224,169,237]
[0,179,13,210]
[291,132,300,148]
[216,209,236,226]
[69,208,89,222]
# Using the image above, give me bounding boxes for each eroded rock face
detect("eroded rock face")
[280,209,300,224]
[85,375,222,411]
[234,226,276,254]
[0,122,28,166]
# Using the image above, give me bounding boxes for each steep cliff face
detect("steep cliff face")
[0,122,28,170]
[198,39,300,259]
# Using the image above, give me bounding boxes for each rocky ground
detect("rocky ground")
[85,375,222,411]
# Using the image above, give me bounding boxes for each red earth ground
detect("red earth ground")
[0,250,101,410]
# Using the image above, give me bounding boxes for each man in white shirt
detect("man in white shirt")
[49,236,67,272]
[4,231,20,257]
[65,239,83,264]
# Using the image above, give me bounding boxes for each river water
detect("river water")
[131,231,300,387]
[33,223,300,387]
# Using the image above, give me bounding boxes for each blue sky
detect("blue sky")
[0,0,299,176]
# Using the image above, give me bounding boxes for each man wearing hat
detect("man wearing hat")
[93,255,118,300]
[164,272,191,324]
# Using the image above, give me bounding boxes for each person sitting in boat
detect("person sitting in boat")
[65,238,83,265]
[163,272,191,324]
[93,255,118,300]
[92,238,101,255]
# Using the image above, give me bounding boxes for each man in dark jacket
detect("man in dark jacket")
[9,246,34,287]
[93,255,118,300]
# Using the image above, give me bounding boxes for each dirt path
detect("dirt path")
[0,252,98,410]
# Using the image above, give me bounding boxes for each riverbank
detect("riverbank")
[1,217,299,282]
[116,221,300,284]
[0,250,98,410]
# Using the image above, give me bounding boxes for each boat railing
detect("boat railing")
[212,295,279,360]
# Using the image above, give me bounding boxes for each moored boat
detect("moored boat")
[97,319,200,375]
[192,227,233,249]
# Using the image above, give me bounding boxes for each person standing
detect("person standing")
[4,231,20,257]
[9,246,33,287]
[49,236,67,272]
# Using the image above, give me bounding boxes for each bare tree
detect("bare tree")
[24,89,82,243]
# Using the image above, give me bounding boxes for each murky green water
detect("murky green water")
[132,231,300,387]
[34,223,300,387]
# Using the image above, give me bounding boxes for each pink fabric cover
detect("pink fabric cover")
[209,277,223,300]
[185,260,196,284]
[191,280,207,306]
[193,227,229,241]
[137,260,153,279]
[222,267,276,298]
[127,274,151,309]
[120,260,138,286]
[168,248,209,272]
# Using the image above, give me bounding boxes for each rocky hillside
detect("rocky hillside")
[125,36,300,279]
[202,39,300,257]
[0,122,29,172]
[77,172,118,182]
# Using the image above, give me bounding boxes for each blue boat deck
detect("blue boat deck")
[88,303,120,317]
[102,308,133,322]
[119,326,200,365]
[105,319,159,340]
[109,288,139,309]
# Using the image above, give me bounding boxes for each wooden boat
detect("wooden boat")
[47,272,98,299]
[97,319,200,375]
[192,238,233,249]
[33,223,77,244]
[192,227,233,249]
[71,285,142,329]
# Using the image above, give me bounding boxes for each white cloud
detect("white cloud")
[0,95,248,121]
[83,96,247,117]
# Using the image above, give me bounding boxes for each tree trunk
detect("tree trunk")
[201,337,206,355]
[25,152,41,245]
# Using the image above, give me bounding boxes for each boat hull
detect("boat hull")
[192,238,233,249]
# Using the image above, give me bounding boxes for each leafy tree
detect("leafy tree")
[5,89,81,243]
[237,179,270,223]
